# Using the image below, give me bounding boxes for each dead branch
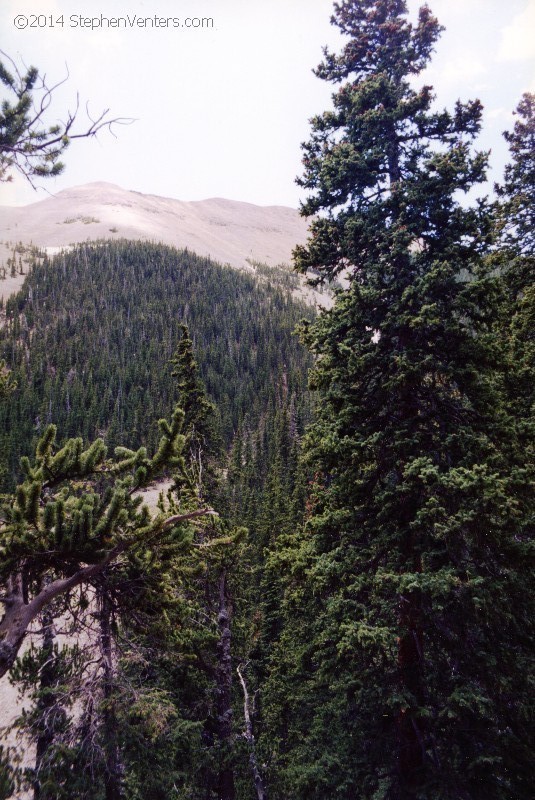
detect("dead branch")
[0,49,134,188]
[237,661,268,800]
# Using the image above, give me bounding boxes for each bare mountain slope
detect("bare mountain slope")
[0,182,309,271]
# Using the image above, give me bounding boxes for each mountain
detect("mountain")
[0,182,309,271]
[0,239,315,483]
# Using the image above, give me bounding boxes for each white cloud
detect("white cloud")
[443,56,487,84]
[498,0,535,61]
[422,56,487,92]
[486,107,508,120]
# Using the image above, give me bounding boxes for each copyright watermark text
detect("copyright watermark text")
[13,13,214,30]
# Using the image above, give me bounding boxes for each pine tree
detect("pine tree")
[111,343,247,800]
[0,53,125,185]
[496,92,534,259]
[172,326,218,452]
[494,93,534,426]
[7,625,85,800]
[265,2,534,798]
[1,391,221,797]
[171,323,222,504]
[170,332,239,800]
[0,402,214,680]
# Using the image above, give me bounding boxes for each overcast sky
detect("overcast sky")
[1,0,534,208]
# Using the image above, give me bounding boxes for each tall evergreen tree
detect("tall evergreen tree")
[264,2,534,798]
[171,323,221,503]
[113,343,246,800]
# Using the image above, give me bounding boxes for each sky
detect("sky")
[1,0,534,208]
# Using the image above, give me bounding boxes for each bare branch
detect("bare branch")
[0,49,135,186]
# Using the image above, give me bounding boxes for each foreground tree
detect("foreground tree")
[0,404,215,679]
[90,338,247,800]
[264,2,534,798]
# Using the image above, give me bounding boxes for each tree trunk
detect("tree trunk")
[397,557,425,799]
[33,607,56,800]
[215,569,235,800]
[98,587,123,800]
[0,573,32,680]
[237,663,267,800]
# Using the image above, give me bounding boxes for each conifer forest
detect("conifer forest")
[0,1,533,799]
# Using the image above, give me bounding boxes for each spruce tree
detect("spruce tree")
[266,2,534,798]
[0,360,15,401]
[171,323,222,504]
[494,93,534,427]
[113,343,247,800]
[496,92,535,259]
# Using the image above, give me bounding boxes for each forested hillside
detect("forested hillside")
[0,240,313,488]
[0,240,314,799]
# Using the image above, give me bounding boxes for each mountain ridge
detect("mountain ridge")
[0,181,310,272]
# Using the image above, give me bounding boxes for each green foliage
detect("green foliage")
[0,402,191,584]
[0,235,313,799]
[0,747,17,800]
[0,361,15,401]
[0,240,312,489]
[171,323,222,503]
[0,57,66,182]
[259,2,535,799]
[493,92,535,435]
[496,92,535,258]
[114,520,246,799]
[1,385,224,797]
[2,9,533,799]
[8,635,87,799]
